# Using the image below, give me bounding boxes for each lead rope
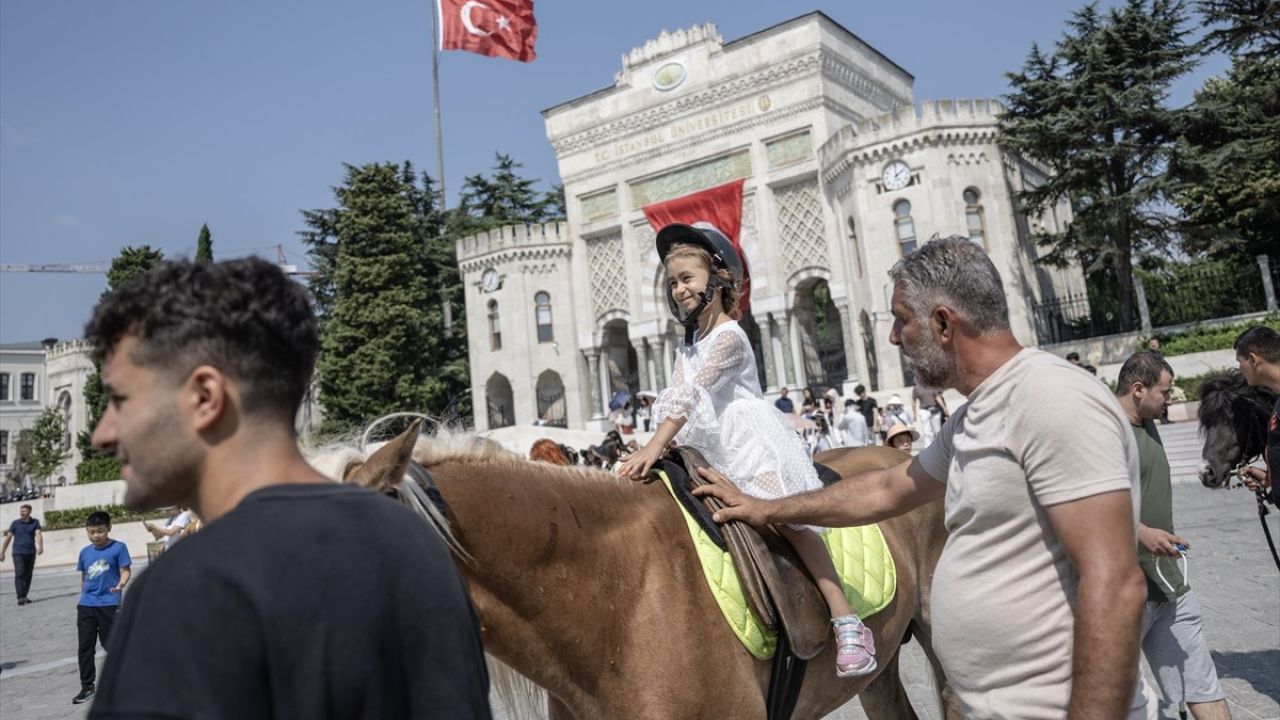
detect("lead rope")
[1231,460,1280,572]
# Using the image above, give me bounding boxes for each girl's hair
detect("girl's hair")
[664,243,741,319]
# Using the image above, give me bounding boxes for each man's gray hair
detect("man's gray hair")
[888,236,1010,332]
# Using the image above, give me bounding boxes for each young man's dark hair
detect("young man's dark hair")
[1066,352,1081,363]
[854,384,867,395]
[1234,325,1280,363]
[84,258,317,422]
[1116,351,1174,393]
[85,511,111,527]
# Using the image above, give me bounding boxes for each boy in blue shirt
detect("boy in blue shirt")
[74,510,131,705]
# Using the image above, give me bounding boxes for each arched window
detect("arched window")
[964,188,985,245]
[487,299,502,351]
[893,200,917,255]
[534,291,554,343]
[846,216,863,278]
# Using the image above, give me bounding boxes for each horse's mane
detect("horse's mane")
[305,420,629,720]
[1197,370,1277,455]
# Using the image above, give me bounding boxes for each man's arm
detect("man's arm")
[1,532,11,560]
[1046,490,1146,720]
[692,457,943,528]
[35,528,42,555]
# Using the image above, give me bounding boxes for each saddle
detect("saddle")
[658,447,841,661]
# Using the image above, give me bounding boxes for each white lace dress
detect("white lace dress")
[652,321,824,528]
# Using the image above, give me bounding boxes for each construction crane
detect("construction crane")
[0,246,313,277]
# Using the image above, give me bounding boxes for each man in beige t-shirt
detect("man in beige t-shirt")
[696,237,1151,719]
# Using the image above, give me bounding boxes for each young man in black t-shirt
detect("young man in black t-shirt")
[1236,326,1280,505]
[83,259,491,719]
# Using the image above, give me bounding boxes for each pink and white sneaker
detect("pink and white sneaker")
[833,615,877,678]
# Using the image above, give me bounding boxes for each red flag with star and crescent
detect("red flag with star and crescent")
[438,0,537,62]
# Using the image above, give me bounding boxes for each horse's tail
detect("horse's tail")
[908,498,964,720]
[487,655,549,720]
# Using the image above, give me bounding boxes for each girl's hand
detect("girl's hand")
[615,444,661,481]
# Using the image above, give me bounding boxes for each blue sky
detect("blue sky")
[0,0,1230,343]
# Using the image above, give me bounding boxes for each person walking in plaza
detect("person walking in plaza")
[694,236,1152,719]
[853,384,878,442]
[83,258,492,719]
[911,383,947,447]
[73,510,131,705]
[142,506,190,554]
[1235,326,1280,506]
[1,502,43,604]
[836,398,870,448]
[880,394,913,440]
[616,222,878,678]
[774,385,795,414]
[1116,351,1230,719]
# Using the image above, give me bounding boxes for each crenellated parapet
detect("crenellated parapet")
[819,99,1007,182]
[456,222,572,275]
[620,23,723,73]
[46,339,93,361]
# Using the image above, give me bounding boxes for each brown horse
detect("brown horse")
[318,427,956,720]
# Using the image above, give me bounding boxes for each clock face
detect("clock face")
[882,161,911,190]
[481,268,500,293]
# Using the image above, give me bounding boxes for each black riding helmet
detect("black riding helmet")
[655,222,745,344]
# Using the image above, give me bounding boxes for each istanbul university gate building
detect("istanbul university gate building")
[458,12,1084,433]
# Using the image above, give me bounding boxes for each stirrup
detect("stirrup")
[832,615,877,678]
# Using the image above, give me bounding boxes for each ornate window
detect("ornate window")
[19,373,35,401]
[0,430,8,465]
[0,373,8,401]
[487,300,502,351]
[535,291,554,343]
[964,188,986,246]
[893,200,917,255]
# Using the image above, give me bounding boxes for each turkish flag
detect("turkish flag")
[642,179,751,314]
[439,0,537,62]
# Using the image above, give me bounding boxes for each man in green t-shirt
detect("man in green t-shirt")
[1116,351,1229,720]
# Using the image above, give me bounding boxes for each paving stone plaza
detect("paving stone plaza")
[2,423,1277,718]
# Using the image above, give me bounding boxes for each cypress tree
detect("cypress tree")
[195,224,214,262]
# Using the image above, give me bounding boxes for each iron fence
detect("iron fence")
[536,389,567,428]
[1031,255,1277,345]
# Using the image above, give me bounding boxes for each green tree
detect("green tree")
[77,246,165,475]
[195,223,214,262]
[23,407,68,484]
[1000,0,1199,331]
[314,163,446,433]
[1171,2,1280,257]
[1197,0,1279,57]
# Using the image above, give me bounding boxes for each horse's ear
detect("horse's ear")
[349,419,422,494]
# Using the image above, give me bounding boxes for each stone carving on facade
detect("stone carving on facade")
[586,231,628,320]
[551,53,822,156]
[774,178,829,280]
[563,96,831,186]
[630,150,752,208]
[947,151,990,166]
[819,53,911,113]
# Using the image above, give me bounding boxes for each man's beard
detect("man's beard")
[903,329,955,389]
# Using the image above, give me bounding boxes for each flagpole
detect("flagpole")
[430,0,446,209]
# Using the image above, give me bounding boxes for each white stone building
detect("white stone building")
[0,340,95,487]
[458,12,1083,432]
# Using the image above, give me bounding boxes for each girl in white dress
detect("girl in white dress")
[616,222,876,678]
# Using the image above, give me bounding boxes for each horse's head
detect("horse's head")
[1196,371,1275,488]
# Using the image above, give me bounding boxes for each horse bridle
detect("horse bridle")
[1212,390,1280,571]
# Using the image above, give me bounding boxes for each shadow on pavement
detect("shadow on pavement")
[1212,649,1280,701]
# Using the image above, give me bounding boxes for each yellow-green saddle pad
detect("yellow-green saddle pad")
[657,470,896,660]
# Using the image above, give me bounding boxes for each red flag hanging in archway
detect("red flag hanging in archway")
[439,0,538,62]
[642,179,750,314]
